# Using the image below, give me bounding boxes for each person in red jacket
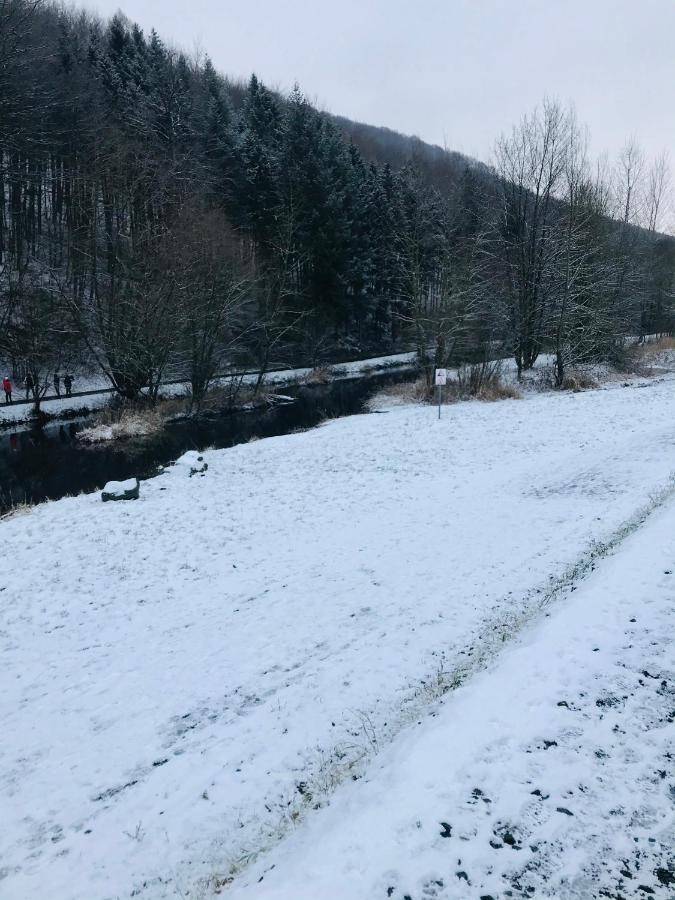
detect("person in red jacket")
[2,376,12,404]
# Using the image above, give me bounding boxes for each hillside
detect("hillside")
[330,113,487,194]
[1,0,673,416]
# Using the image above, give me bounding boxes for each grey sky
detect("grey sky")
[84,0,675,166]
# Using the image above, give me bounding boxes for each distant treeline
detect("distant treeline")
[1,0,673,408]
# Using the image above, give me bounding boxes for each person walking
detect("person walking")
[24,371,34,401]
[2,376,12,404]
[64,374,73,397]
[53,372,61,397]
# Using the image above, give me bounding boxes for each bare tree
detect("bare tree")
[399,244,483,393]
[1,274,79,413]
[67,132,184,400]
[79,239,180,401]
[645,152,671,235]
[547,115,613,385]
[394,168,464,391]
[642,153,673,336]
[168,200,254,411]
[606,139,648,337]
[241,206,306,395]
[491,100,570,376]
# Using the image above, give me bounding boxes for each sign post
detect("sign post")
[434,368,447,419]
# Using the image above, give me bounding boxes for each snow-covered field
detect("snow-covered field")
[234,485,675,900]
[2,373,675,899]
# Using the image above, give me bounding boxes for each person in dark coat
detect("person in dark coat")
[2,377,12,404]
[64,374,73,397]
[53,372,61,397]
[24,372,34,401]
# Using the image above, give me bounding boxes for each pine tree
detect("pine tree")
[230,74,283,248]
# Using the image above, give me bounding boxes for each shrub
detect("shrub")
[77,397,176,443]
[78,409,164,443]
[374,372,520,407]
[475,380,522,401]
[375,377,431,405]
[456,358,503,396]
[560,370,599,392]
[299,366,332,385]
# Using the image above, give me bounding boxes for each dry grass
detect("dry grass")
[472,380,521,401]
[625,335,675,376]
[198,382,256,411]
[79,384,267,443]
[79,403,168,443]
[376,374,520,406]
[376,377,431,405]
[154,395,192,417]
[443,379,521,402]
[298,365,333,385]
[0,498,31,521]
[645,336,675,353]
[560,369,600,392]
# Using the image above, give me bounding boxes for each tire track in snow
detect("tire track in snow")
[210,473,675,894]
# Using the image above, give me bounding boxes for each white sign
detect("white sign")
[435,368,447,386]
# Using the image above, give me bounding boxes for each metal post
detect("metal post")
[438,383,441,419]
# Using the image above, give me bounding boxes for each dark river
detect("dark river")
[0,370,413,512]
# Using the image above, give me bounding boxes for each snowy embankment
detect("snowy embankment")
[2,374,675,900]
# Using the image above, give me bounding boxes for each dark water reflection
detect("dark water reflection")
[0,370,413,512]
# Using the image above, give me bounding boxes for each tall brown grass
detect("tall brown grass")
[560,370,599,392]
[378,374,520,405]
[646,336,675,352]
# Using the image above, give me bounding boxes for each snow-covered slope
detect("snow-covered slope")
[2,376,675,900]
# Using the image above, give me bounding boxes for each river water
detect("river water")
[0,370,412,512]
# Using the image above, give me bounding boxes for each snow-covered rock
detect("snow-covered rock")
[101,477,139,502]
[172,450,208,476]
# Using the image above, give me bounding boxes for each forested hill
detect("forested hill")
[1,0,673,406]
[176,71,478,190]
[330,115,488,194]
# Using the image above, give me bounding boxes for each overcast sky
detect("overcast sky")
[84,0,675,166]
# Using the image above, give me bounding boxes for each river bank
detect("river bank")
[0,367,414,512]
[0,350,420,429]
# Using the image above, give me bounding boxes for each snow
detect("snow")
[174,450,205,466]
[0,392,96,425]
[2,374,675,900]
[234,496,675,899]
[171,451,208,475]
